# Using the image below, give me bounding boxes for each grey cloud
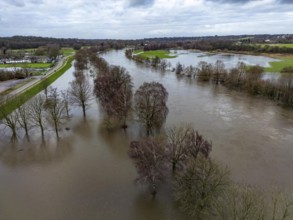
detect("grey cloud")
[206,0,251,4]
[3,0,43,7]
[279,0,293,3]
[207,0,293,4]
[3,0,25,7]
[128,0,155,7]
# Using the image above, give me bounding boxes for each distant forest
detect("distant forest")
[1,34,293,53]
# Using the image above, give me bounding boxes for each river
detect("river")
[0,50,292,220]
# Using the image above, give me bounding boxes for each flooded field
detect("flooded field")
[0,50,292,220]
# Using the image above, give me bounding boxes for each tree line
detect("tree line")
[125,49,293,109]
[0,54,93,142]
[93,48,293,219]
[193,60,293,109]
[84,47,169,135]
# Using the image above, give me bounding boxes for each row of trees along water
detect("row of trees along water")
[125,49,293,109]
[1,47,292,219]
[0,60,92,143]
[86,48,293,219]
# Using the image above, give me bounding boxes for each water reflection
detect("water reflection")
[0,138,72,166]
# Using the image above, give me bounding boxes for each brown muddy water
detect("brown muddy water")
[0,50,293,220]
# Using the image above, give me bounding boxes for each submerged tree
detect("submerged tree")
[128,137,167,197]
[175,62,184,75]
[165,125,213,172]
[134,82,168,135]
[197,61,213,82]
[16,100,31,141]
[61,90,70,118]
[213,60,226,85]
[215,185,265,220]
[165,125,193,172]
[29,94,46,140]
[44,87,66,139]
[94,66,133,128]
[215,186,293,220]
[0,106,18,143]
[69,73,92,118]
[173,156,229,219]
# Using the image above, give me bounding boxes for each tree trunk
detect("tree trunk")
[82,102,86,119]
[40,124,44,139]
[54,121,59,140]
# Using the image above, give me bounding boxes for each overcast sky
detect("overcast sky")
[1,0,293,39]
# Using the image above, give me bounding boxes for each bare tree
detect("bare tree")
[215,185,265,220]
[175,62,184,75]
[47,44,60,60]
[165,125,212,171]
[0,106,18,143]
[236,61,246,88]
[173,156,229,219]
[215,186,293,220]
[165,125,193,172]
[16,100,31,141]
[186,129,212,159]
[94,66,133,128]
[128,138,167,197]
[213,60,226,85]
[44,87,66,139]
[69,73,92,119]
[61,90,70,118]
[134,82,168,135]
[197,61,213,82]
[160,59,168,71]
[29,94,46,140]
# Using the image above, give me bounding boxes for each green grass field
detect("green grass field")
[0,63,52,68]
[0,56,74,116]
[134,50,177,59]
[265,56,293,72]
[11,48,36,53]
[258,44,293,49]
[11,47,75,56]
[60,47,75,56]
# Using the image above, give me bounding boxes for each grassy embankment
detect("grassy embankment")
[133,50,177,59]
[0,56,74,115]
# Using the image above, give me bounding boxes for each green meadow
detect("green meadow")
[259,43,293,49]
[0,63,52,68]
[60,47,75,56]
[266,56,293,72]
[134,50,177,59]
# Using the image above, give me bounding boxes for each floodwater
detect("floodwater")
[169,50,279,68]
[0,50,293,220]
